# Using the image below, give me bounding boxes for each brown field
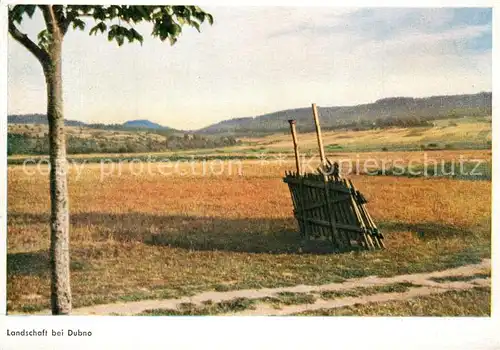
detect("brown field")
[7,157,491,313]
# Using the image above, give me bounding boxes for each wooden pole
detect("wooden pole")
[345,180,374,250]
[311,103,327,166]
[288,119,301,175]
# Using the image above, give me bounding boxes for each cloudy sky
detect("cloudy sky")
[8,7,492,130]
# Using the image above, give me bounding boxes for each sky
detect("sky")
[8,7,492,130]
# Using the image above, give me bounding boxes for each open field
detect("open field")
[237,117,491,153]
[8,123,167,142]
[7,155,491,313]
[7,116,491,161]
[140,287,491,316]
[7,149,492,182]
[295,287,490,316]
[7,148,492,167]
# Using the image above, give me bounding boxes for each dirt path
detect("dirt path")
[21,259,490,316]
[229,277,490,316]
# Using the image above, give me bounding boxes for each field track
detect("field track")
[12,259,489,316]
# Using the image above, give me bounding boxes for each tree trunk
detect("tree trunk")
[43,36,72,315]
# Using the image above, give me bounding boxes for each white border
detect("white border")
[1,1,8,318]
[491,0,499,323]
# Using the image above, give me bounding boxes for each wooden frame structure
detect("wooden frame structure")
[283,104,385,251]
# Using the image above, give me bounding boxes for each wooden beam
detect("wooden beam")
[283,177,351,193]
[311,103,326,166]
[288,119,301,175]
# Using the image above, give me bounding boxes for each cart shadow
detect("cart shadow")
[8,212,339,254]
[9,212,483,257]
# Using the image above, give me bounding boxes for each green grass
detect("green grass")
[256,292,317,309]
[294,287,490,316]
[8,221,491,313]
[139,297,257,316]
[319,282,418,300]
[429,272,490,283]
[139,283,489,316]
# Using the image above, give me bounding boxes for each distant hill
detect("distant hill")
[197,92,492,135]
[8,92,492,136]
[8,114,87,127]
[122,119,165,129]
[8,115,174,131]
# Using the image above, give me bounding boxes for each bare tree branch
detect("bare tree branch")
[8,17,50,65]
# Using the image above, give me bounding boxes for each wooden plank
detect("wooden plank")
[311,103,327,166]
[299,177,311,239]
[321,180,340,248]
[283,177,351,193]
[288,119,302,175]
[294,214,365,232]
[348,180,384,250]
[305,186,317,238]
[344,180,374,250]
[311,187,325,239]
[348,180,379,249]
[327,187,349,249]
[301,195,351,211]
[358,198,385,249]
[287,183,304,237]
[333,184,356,247]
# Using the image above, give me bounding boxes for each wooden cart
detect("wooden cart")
[283,105,385,251]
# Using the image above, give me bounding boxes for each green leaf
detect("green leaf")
[89,22,107,36]
[24,5,36,18]
[107,27,116,42]
[170,23,182,37]
[9,5,36,24]
[116,34,124,46]
[37,29,51,50]
[129,28,143,44]
[72,18,85,30]
[92,7,106,21]
[191,21,200,33]
[207,14,214,25]
[9,5,213,48]
[136,6,151,20]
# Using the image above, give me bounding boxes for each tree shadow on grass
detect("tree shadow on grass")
[7,251,49,277]
[7,250,91,277]
[8,212,487,255]
[9,212,338,254]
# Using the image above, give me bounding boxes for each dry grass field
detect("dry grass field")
[238,117,492,152]
[7,155,491,313]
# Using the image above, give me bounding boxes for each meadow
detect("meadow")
[237,116,492,153]
[8,117,491,161]
[7,153,491,313]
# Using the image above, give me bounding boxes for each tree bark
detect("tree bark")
[43,34,72,315]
